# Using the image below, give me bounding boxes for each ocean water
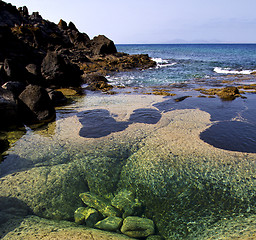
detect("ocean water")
[107,44,256,87]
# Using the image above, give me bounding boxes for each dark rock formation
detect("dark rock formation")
[41,50,82,87]
[18,84,55,123]
[91,35,117,55]
[0,0,156,128]
[83,74,113,91]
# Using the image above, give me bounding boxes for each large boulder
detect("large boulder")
[41,51,82,87]
[18,84,55,123]
[121,216,155,238]
[91,35,117,55]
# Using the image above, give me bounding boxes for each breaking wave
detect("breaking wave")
[214,67,256,75]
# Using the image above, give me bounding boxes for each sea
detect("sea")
[106,44,256,87]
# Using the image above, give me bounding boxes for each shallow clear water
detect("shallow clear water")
[1,45,256,239]
[109,44,256,87]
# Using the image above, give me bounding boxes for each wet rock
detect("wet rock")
[216,86,241,100]
[95,216,123,232]
[174,96,192,102]
[121,216,155,238]
[18,84,55,123]
[79,192,121,217]
[91,35,117,55]
[111,189,143,218]
[197,87,242,100]
[83,74,113,91]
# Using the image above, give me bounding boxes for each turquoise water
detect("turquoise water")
[109,44,256,87]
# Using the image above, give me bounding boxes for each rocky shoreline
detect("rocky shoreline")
[0,1,155,131]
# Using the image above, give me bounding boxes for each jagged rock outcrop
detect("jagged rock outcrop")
[0,0,156,129]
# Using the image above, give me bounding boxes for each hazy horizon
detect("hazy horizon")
[7,0,256,44]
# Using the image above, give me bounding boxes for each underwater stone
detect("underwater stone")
[74,207,102,226]
[95,216,123,232]
[111,189,143,218]
[83,207,103,227]
[74,207,87,224]
[121,216,155,238]
[79,192,121,217]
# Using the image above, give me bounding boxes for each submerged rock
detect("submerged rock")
[95,216,123,231]
[121,216,155,238]
[79,192,121,217]
[111,189,143,218]
[0,215,136,240]
[74,207,87,224]
[74,207,102,226]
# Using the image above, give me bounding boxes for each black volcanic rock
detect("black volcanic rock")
[41,50,82,87]
[18,84,55,123]
[91,35,117,55]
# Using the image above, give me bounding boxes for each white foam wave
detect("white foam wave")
[214,67,255,75]
[152,58,176,68]
[152,58,168,64]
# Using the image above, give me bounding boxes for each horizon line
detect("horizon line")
[116,42,256,45]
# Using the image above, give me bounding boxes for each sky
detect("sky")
[7,0,256,44]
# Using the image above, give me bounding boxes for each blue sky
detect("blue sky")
[7,0,256,44]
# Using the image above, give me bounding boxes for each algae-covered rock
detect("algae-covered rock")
[79,192,121,217]
[0,215,136,240]
[121,216,155,238]
[0,163,89,220]
[74,207,87,224]
[74,206,104,226]
[83,207,103,227]
[111,189,143,218]
[95,216,123,231]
